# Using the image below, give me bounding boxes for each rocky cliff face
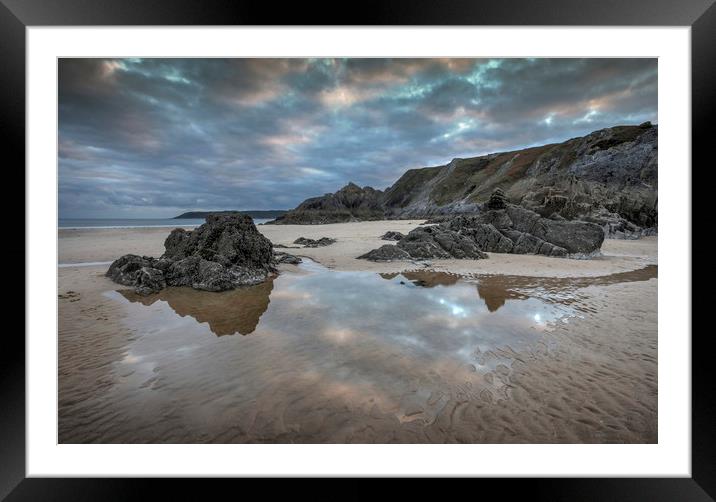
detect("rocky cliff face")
[272,123,658,235]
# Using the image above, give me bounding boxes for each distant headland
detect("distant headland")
[174,210,288,219]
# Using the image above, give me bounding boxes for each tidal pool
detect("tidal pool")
[88,261,656,443]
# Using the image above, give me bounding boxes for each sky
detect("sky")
[59,58,657,218]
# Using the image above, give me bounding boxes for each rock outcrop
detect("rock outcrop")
[380,231,405,241]
[106,254,168,296]
[396,226,489,260]
[357,245,411,262]
[358,196,604,261]
[107,213,276,295]
[382,123,657,231]
[268,182,385,224]
[485,187,507,210]
[294,237,336,247]
[274,251,302,264]
[271,124,657,236]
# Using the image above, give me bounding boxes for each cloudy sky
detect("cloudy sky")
[59,58,657,218]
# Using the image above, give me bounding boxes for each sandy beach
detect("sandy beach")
[58,221,657,443]
[60,219,657,276]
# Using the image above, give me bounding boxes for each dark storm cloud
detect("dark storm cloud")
[58,58,657,218]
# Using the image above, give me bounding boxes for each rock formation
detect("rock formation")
[272,124,657,236]
[380,231,405,241]
[294,237,337,247]
[274,251,302,264]
[358,197,604,261]
[357,245,411,261]
[394,226,489,260]
[107,213,276,295]
[485,187,507,210]
[268,182,384,224]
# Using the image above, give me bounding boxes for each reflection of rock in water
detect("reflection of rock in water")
[380,265,657,313]
[379,271,460,288]
[477,265,657,312]
[475,278,527,312]
[119,278,274,336]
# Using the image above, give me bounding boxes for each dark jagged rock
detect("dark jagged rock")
[472,204,601,255]
[443,216,514,254]
[164,213,274,269]
[106,254,166,295]
[380,231,405,241]
[274,252,302,264]
[107,214,275,295]
[294,237,336,247]
[357,245,411,262]
[395,226,488,260]
[485,187,507,210]
[539,218,604,255]
[358,203,601,261]
[464,205,601,255]
[270,182,385,224]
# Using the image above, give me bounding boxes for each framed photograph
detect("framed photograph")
[6,0,711,497]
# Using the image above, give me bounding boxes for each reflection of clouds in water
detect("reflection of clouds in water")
[275,270,564,364]
[113,268,587,409]
[322,327,358,344]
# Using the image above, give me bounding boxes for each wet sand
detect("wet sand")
[58,221,657,443]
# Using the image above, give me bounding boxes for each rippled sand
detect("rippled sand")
[58,223,657,443]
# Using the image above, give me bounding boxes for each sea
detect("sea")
[58,218,274,229]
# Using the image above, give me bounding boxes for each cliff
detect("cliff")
[271,123,658,236]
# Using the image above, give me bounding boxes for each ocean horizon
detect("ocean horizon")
[59,217,274,229]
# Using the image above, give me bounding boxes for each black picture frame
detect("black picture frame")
[4,0,712,498]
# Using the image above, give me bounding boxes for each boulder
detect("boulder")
[486,187,507,210]
[380,231,405,241]
[107,214,275,295]
[294,237,337,247]
[357,244,411,262]
[106,255,163,292]
[164,213,274,268]
[540,219,604,254]
[274,252,302,264]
